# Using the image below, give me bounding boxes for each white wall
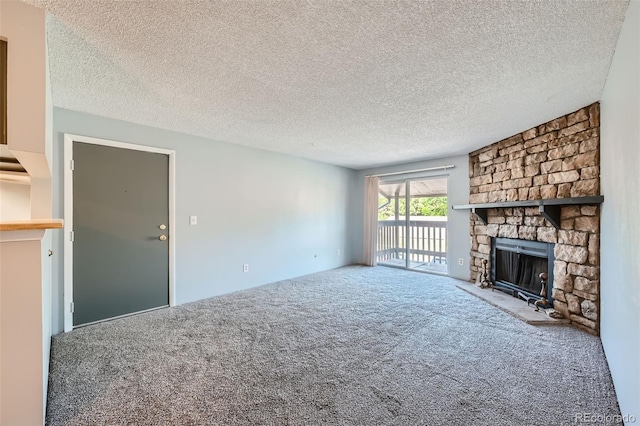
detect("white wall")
[40,230,52,418]
[600,0,639,419]
[0,235,46,426]
[0,1,52,220]
[0,3,53,424]
[51,108,357,334]
[0,181,30,220]
[1,1,46,156]
[351,155,471,281]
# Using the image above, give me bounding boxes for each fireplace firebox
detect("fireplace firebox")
[490,238,554,306]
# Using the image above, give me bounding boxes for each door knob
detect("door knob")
[159,224,166,230]
[159,235,167,241]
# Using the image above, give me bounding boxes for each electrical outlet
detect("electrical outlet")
[190,215,197,225]
[458,258,464,266]
[337,249,341,256]
[243,264,249,272]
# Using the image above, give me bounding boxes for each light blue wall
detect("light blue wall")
[600,0,639,419]
[352,155,471,281]
[51,108,358,334]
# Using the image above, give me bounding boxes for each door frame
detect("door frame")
[63,133,176,332]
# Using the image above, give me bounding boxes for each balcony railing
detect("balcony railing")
[377,219,447,267]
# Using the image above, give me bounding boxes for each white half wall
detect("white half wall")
[51,108,357,334]
[600,0,639,419]
[351,154,471,281]
[0,233,46,426]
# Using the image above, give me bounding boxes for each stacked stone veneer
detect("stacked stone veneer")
[469,102,601,335]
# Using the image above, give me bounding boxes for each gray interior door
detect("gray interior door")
[73,142,169,326]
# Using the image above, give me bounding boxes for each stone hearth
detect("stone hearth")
[456,282,569,325]
[467,103,601,335]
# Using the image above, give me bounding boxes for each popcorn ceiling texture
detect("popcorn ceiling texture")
[468,103,601,335]
[27,0,628,168]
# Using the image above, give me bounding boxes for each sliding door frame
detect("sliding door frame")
[378,173,450,275]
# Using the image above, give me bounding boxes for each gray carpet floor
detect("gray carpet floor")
[46,265,621,425]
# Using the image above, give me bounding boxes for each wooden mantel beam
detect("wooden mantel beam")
[452,196,604,229]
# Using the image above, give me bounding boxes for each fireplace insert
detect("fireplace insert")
[490,238,554,305]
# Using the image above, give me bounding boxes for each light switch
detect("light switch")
[190,215,197,225]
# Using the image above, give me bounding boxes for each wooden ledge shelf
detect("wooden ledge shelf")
[0,219,64,231]
[452,196,604,229]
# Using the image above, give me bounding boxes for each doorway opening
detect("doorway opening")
[376,177,448,274]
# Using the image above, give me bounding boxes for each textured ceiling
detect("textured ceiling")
[28,0,628,169]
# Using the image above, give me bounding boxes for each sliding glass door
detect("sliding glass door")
[377,177,448,274]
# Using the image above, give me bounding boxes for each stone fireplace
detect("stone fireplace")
[465,102,601,335]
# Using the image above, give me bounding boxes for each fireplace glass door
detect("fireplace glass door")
[491,238,554,301]
[495,250,547,294]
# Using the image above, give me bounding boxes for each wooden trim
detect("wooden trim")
[0,219,63,231]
